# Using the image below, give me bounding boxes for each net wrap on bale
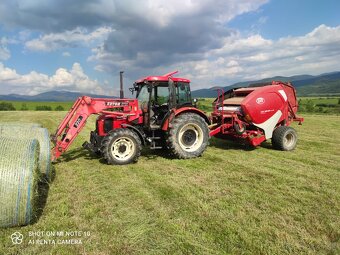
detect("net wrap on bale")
[0,122,42,128]
[0,137,40,227]
[0,125,51,180]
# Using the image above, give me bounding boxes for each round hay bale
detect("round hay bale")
[0,137,40,228]
[0,122,42,128]
[0,126,51,180]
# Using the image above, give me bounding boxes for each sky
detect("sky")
[0,0,339,96]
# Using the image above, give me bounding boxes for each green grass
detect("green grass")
[299,97,339,105]
[298,97,340,114]
[0,101,73,111]
[0,111,339,255]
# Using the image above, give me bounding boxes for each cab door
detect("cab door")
[168,78,177,110]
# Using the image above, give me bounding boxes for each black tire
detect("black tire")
[167,113,209,159]
[272,126,298,151]
[101,128,142,165]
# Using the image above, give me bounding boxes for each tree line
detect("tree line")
[0,102,65,111]
[298,99,340,113]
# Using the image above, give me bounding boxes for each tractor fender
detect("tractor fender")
[120,124,146,145]
[161,107,210,131]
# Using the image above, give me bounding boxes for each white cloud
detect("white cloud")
[18,30,32,41]
[0,62,108,95]
[0,38,10,61]
[0,0,268,32]
[90,24,340,90]
[0,63,20,81]
[218,25,340,83]
[84,0,270,73]
[0,1,339,94]
[62,51,71,57]
[25,26,113,51]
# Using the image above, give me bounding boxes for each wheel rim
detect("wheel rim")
[111,137,135,161]
[283,132,295,148]
[178,123,204,152]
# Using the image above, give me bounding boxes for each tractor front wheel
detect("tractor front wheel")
[167,113,209,159]
[272,126,298,151]
[101,129,141,165]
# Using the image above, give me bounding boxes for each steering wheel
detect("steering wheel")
[150,99,159,109]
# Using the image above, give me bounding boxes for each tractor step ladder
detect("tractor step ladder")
[149,130,162,149]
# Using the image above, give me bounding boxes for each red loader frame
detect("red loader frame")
[51,96,142,161]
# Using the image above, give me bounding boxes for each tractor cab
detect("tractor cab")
[133,71,193,128]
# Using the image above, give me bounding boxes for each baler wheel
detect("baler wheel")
[272,126,298,151]
[101,129,141,165]
[167,113,209,159]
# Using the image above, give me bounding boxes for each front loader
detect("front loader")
[51,71,210,165]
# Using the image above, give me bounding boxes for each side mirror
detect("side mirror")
[193,98,198,107]
[131,83,140,95]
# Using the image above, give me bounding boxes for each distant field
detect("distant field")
[0,101,73,111]
[0,112,339,255]
[300,97,340,104]
[1,97,340,113]
[297,97,340,113]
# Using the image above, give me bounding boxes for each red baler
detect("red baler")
[209,81,304,150]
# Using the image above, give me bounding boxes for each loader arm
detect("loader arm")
[51,96,140,161]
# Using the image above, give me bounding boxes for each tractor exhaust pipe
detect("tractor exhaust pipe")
[120,71,124,99]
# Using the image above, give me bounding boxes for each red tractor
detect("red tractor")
[51,71,210,165]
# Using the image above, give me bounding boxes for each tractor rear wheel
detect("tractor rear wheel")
[167,113,209,159]
[101,129,141,165]
[272,126,298,151]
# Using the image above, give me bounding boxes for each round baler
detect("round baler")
[209,81,304,150]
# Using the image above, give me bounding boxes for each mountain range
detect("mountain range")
[0,90,116,101]
[1,71,339,101]
[192,71,340,98]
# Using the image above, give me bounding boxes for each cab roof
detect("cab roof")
[135,71,190,84]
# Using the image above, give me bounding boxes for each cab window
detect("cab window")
[137,85,149,106]
[154,85,169,105]
[177,82,191,105]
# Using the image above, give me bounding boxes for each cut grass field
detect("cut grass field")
[0,111,339,255]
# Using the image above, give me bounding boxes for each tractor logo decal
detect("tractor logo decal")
[74,116,83,128]
[105,102,129,106]
[256,97,265,104]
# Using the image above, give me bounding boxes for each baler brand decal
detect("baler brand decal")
[256,97,265,104]
[260,109,275,114]
[105,102,129,106]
